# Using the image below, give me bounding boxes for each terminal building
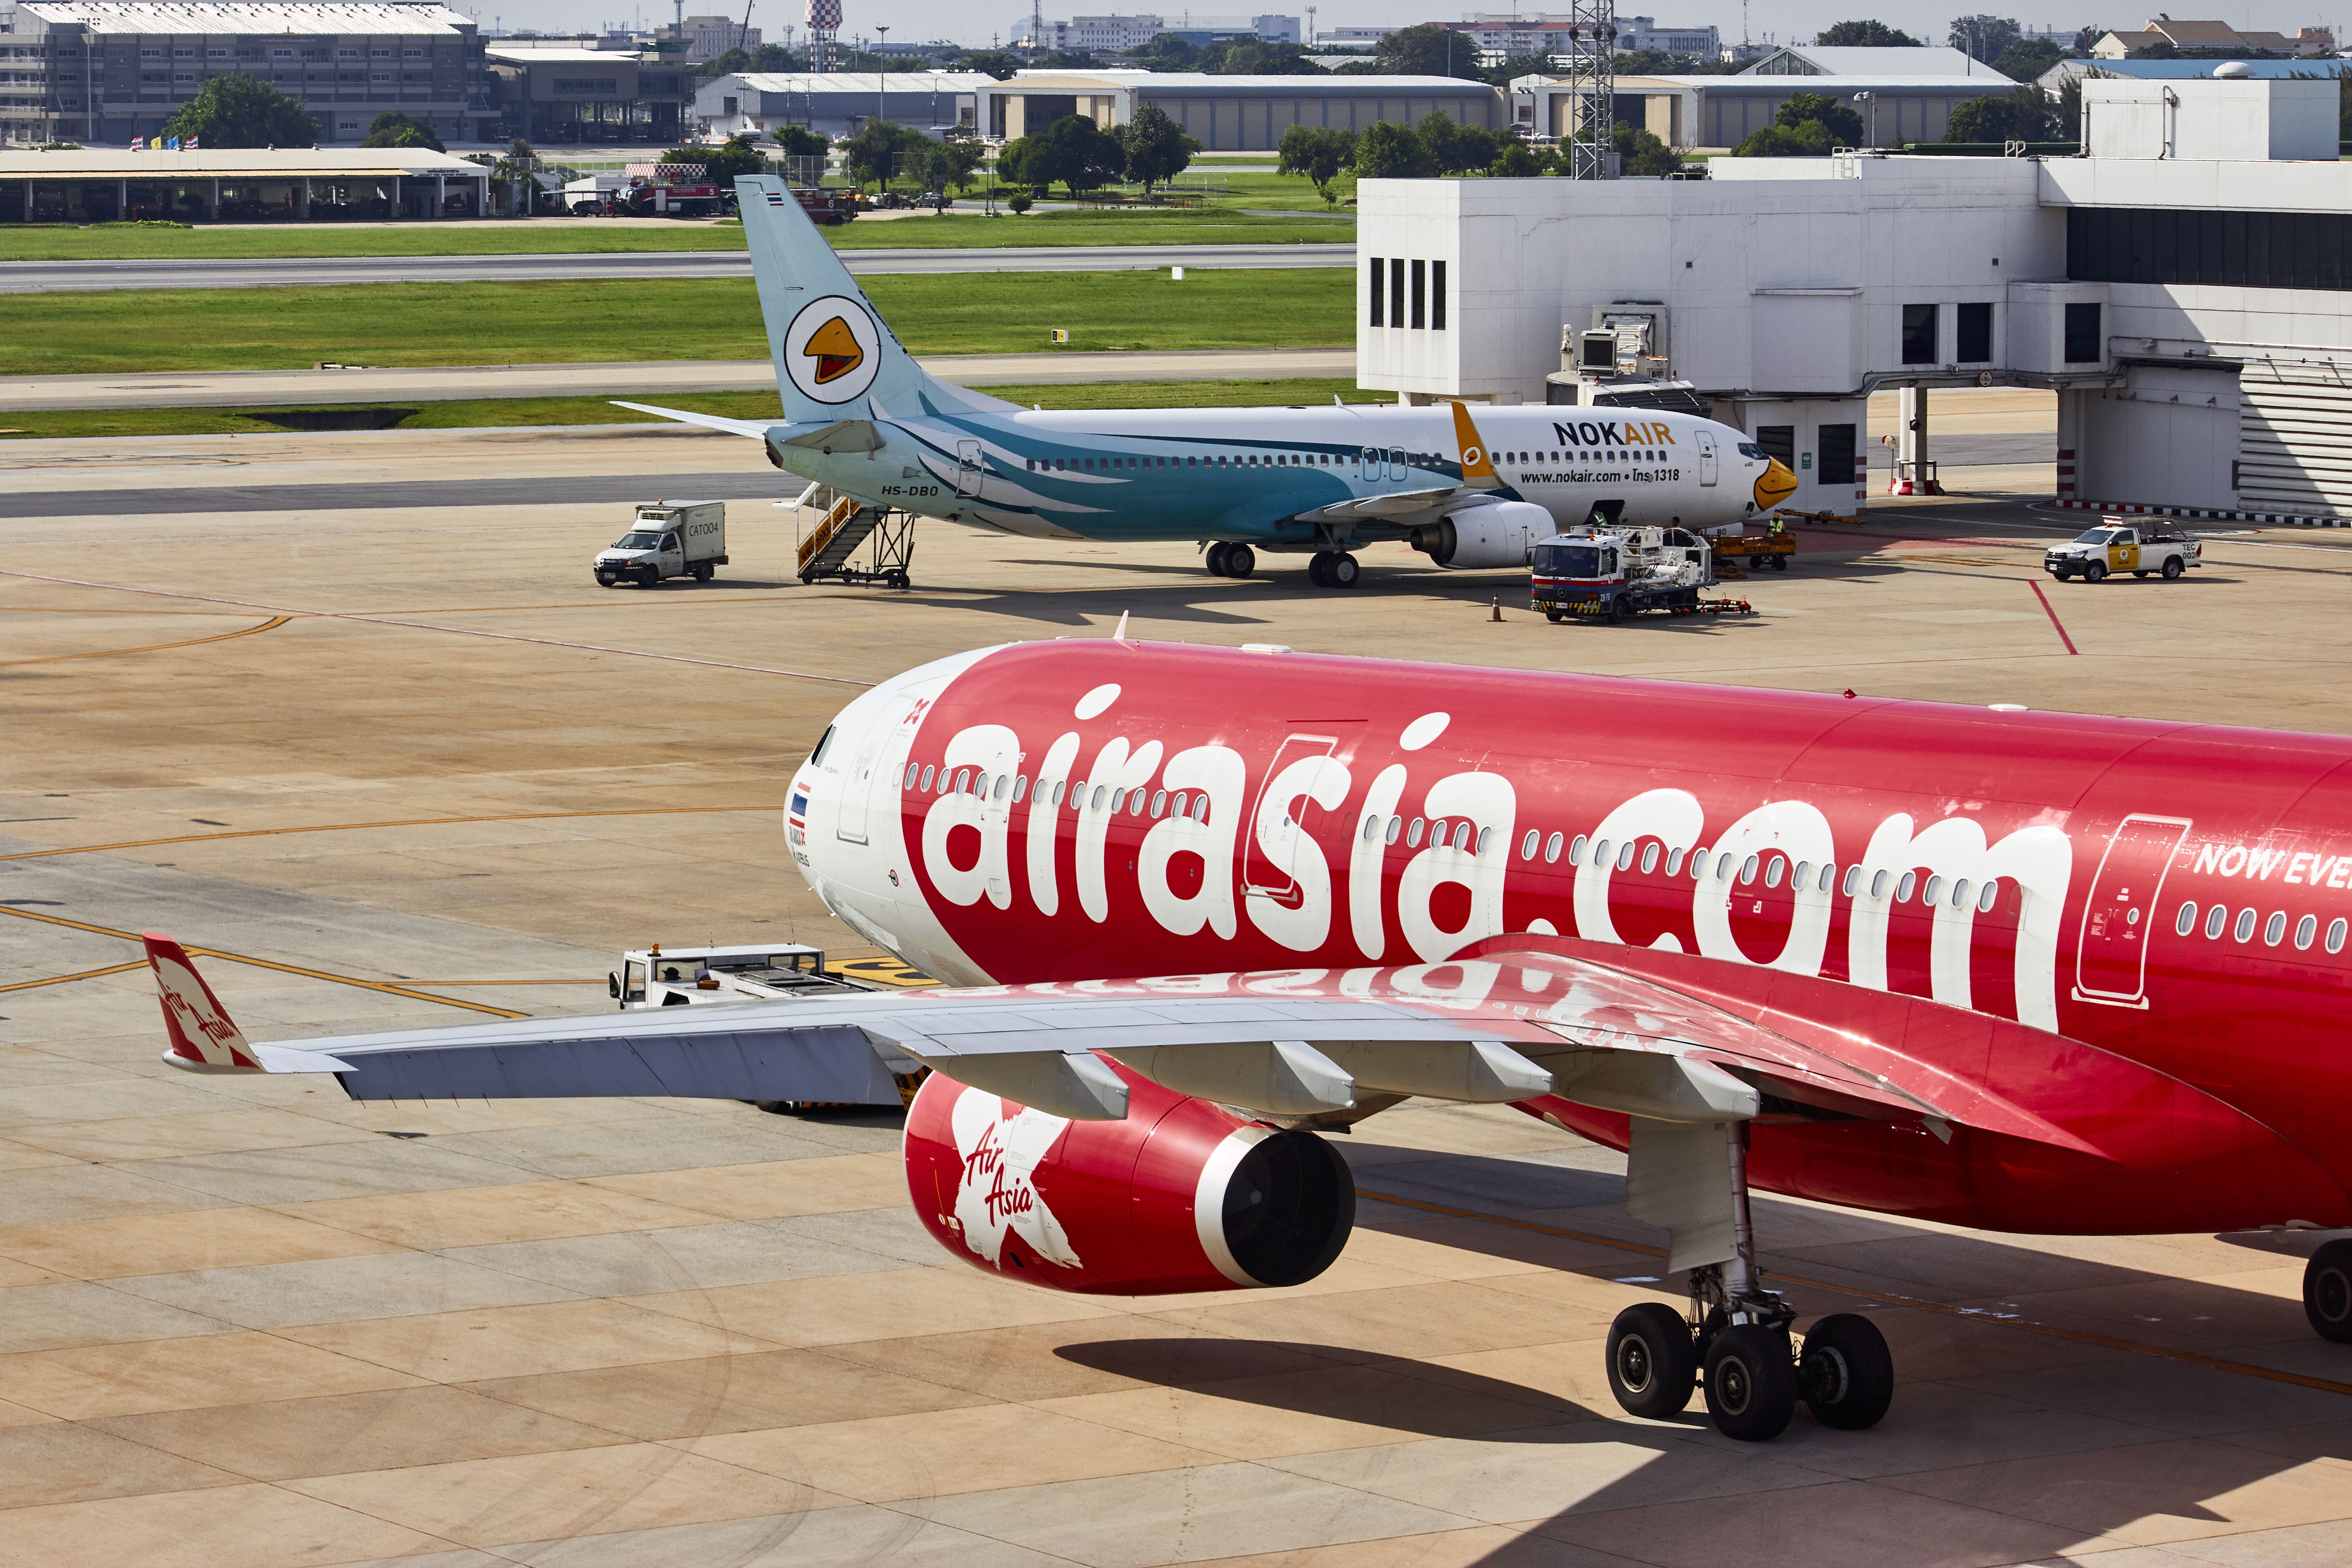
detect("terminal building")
[1361,76,2352,524]
[0,0,490,147]
[977,68,1505,148]
[695,71,993,140]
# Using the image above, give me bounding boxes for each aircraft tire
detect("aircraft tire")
[1329,554,1361,588]
[1205,542,1232,577]
[1307,553,1334,588]
[2306,1240,2352,1342]
[1799,1313,1895,1430]
[1705,1323,1798,1441]
[1227,544,1255,579]
[1606,1303,1696,1418]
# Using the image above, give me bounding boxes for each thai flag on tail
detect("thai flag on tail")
[765,190,788,206]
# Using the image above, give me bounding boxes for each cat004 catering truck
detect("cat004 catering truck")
[594,501,727,588]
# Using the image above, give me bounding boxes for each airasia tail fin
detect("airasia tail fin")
[143,933,261,1072]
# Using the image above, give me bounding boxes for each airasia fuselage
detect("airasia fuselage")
[789,641,2352,1232]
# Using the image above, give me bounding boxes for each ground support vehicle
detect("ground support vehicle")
[2044,522,2203,582]
[1532,525,1740,623]
[797,494,914,588]
[792,187,858,225]
[1711,525,1795,576]
[594,501,727,588]
[611,942,924,1110]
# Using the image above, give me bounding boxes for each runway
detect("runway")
[0,241,1357,294]
[0,347,1356,413]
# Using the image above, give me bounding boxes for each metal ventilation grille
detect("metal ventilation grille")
[2239,375,2352,516]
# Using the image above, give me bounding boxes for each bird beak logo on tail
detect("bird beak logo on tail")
[1754,458,1799,511]
[804,316,864,386]
[1449,402,1501,489]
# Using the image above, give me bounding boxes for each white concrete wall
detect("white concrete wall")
[2082,78,2337,162]
[2071,363,2244,510]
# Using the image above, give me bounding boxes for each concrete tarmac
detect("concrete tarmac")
[0,348,1357,412]
[5,407,2352,1566]
[0,242,1357,294]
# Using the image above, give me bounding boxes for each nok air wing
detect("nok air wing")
[613,175,1796,585]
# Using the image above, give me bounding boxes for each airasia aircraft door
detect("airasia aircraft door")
[2072,813,2193,1007]
[1243,734,1344,907]
[837,695,918,846]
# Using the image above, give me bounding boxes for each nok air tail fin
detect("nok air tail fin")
[734,174,1013,422]
[1449,401,1502,489]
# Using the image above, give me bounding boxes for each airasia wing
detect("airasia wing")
[142,638,2352,1443]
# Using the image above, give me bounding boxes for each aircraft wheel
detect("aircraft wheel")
[1329,554,1361,588]
[2306,1239,2352,1343]
[2083,561,2108,583]
[1606,1303,1696,1418]
[1307,552,1334,588]
[1205,542,1232,577]
[1226,544,1255,579]
[1799,1313,1895,1430]
[2162,557,2185,580]
[1704,1323,1798,1442]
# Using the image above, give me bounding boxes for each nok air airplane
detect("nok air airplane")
[621,175,1800,588]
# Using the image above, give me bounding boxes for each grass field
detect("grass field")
[0,201,1352,260]
[0,378,1378,440]
[0,269,1352,375]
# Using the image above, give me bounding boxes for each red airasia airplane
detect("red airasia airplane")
[144,637,2352,1444]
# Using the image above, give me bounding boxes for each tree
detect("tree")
[1373,24,1490,82]
[1735,120,1832,155]
[1199,39,1325,74]
[489,137,538,213]
[840,120,929,189]
[162,73,317,148]
[1116,102,1197,193]
[1778,91,1865,144]
[1488,50,1559,86]
[1419,110,1504,174]
[934,131,986,194]
[996,113,1123,196]
[1352,119,1437,178]
[361,112,443,152]
[663,134,768,186]
[1949,15,2024,63]
[698,47,751,77]
[1945,83,2055,141]
[1129,33,1200,70]
[1489,139,1541,177]
[772,124,830,158]
[957,49,1026,78]
[1277,123,1355,202]
[1993,38,2065,81]
[2056,72,2087,140]
[1614,121,1681,175]
[1816,20,1922,45]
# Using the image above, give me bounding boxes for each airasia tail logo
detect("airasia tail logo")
[152,952,249,1065]
[948,1086,1082,1271]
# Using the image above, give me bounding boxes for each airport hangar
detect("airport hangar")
[0,144,492,221]
[1362,74,2352,526]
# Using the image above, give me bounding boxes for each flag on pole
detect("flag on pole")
[130,136,146,150]
[184,136,200,151]
[166,136,181,151]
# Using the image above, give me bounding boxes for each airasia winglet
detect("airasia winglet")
[142,933,260,1072]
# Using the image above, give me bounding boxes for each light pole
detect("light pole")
[875,24,888,128]
[1852,89,1874,148]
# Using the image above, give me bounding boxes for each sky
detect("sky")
[461,2,2344,54]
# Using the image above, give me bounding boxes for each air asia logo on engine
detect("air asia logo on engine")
[949,1086,1082,1270]
[783,295,882,404]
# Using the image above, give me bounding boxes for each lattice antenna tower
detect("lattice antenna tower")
[1562,0,1617,178]
[806,0,840,71]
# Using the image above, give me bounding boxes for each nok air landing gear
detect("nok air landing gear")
[1603,1118,1894,1441]
[1203,541,1255,579]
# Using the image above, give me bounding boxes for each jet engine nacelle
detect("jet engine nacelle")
[1409,500,1551,569]
[902,1059,1355,1295]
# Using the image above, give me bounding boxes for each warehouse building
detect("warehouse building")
[0,0,489,147]
[484,42,696,143]
[0,144,491,220]
[695,71,992,140]
[1361,76,2352,523]
[976,68,1505,148]
[1518,44,2014,149]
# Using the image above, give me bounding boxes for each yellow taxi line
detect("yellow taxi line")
[0,614,291,667]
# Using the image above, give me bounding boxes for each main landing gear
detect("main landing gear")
[1604,1123,1895,1441]
[2307,1239,2352,1342]
[1306,550,1360,589]
[1204,542,1255,579]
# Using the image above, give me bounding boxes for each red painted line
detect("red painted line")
[2028,578,2080,655]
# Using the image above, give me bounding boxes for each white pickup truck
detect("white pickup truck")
[2043,522,2202,583]
[594,500,727,588]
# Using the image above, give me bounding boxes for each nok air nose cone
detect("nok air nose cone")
[1754,458,1799,512]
